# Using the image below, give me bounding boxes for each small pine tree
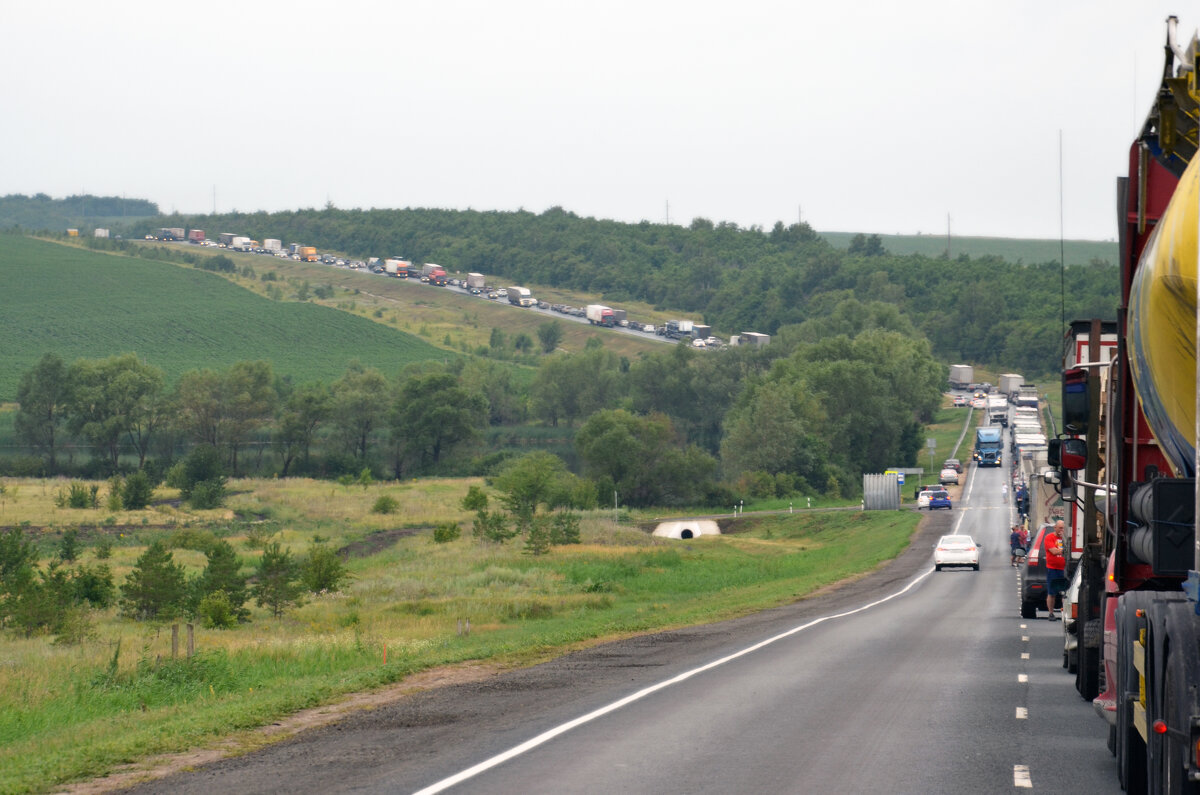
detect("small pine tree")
[252,541,303,618]
[548,512,581,545]
[432,522,461,543]
[58,529,79,563]
[192,540,249,622]
[120,541,188,620]
[461,485,488,512]
[523,516,551,556]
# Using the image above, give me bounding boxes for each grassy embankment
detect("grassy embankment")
[0,237,453,401]
[0,476,918,793]
[94,237,673,363]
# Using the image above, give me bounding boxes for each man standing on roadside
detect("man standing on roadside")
[1044,520,1067,619]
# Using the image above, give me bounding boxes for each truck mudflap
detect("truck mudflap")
[1153,599,1200,791]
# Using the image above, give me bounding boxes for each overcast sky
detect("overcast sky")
[4,1,1195,240]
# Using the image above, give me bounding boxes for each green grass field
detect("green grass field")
[0,477,919,793]
[819,231,1116,267]
[0,237,453,400]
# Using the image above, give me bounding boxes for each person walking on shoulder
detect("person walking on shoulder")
[1010,525,1026,567]
[1044,520,1067,619]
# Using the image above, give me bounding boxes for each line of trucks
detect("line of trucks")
[153,229,772,348]
[1038,17,1200,792]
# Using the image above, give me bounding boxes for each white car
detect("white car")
[1062,564,1083,672]
[934,534,979,571]
[917,488,951,510]
[938,467,960,486]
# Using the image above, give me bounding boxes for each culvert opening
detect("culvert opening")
[680,529,694,539]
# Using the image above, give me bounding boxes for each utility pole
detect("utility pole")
[665,200,669,225]
[946,213,951,258]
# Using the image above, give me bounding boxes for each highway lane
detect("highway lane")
[422,466,1118,795]
[123,464,1121,794]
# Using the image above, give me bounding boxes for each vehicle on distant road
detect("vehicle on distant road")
[939,468,960,486]
[943,458,962,473]
[917,489,951,510]
[934,535,979,571]
[953,395,966,407]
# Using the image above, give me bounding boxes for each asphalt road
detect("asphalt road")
[124,465,1121,794]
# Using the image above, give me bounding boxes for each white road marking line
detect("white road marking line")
[412,567,938,795]
[1021,652,1029,660]
[1016,707,1028,719]
[1022,636,1029,642]
[1014,764,1032,787]
[1018,674,1028,683]
[1019,624,1027,629]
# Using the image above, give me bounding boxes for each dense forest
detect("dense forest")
[0,193,158,230]
[130,205,1120,374]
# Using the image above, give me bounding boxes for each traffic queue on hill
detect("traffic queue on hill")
[151,227,771,351]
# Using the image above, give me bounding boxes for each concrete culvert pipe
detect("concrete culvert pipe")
[652,520,720,539]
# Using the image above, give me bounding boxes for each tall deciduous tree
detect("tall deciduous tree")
[14,353,70,473]
[330,364,389,461]
[391,371,487,473]
[273,382,332,475]
[65,354,165,472]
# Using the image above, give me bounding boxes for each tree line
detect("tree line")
[131,205,1119,376]
[10,294,945,506]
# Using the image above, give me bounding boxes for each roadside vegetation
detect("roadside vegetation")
[0,476,918,793]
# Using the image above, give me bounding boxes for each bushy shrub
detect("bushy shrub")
[189,479,227,510]
[93,535,114,559]
[371,495,398,514]
[433,522,461,543]
[196,591,238,629]
[121,471,155,510]
[300,543,349,593]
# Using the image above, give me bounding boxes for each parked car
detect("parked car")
[953,395,967,407]
[943,458,962,473]
[934,534,979,571]
[917,489,951,510]
[1020,523,1060,618]
[939,467,960,486]
[1062,564,1083,672]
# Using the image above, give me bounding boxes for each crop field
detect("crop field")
[0,237,453,400]
[820,230,1117,266]
[0,476,918,793]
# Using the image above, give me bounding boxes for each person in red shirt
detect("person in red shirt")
[1044,520,1067,619]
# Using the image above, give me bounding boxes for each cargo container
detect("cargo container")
[586,305,616,326]
[299,246,318,262]
[507,287,536,307]
[949,364,974,390]
[187,229,205,244]
[219,233,238,247]
[466,273,486,289]
[263,238,281,252]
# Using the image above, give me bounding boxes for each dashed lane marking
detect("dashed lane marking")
[1021,652,1029,660]
[1016,707,1028,719]
[1018,674,1028,683]
[1014,764,1032,788]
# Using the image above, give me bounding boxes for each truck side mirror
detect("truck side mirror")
[1048,439,1061,467]
[1063,367,1089,434]
[1060,438,1088,470]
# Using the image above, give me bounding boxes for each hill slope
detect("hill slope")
[818,231,1116,266]
[0,236,450,399]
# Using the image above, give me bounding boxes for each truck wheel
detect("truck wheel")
[1162,654,1200,794]
[1118,600,1148,794]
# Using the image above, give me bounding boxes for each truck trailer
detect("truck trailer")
[586,305,616,326]
[998,373,1024,398]
[187,229,205,244]
[949,364,974,390]
[1061,17,1200,791]
[508,287,535,307]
